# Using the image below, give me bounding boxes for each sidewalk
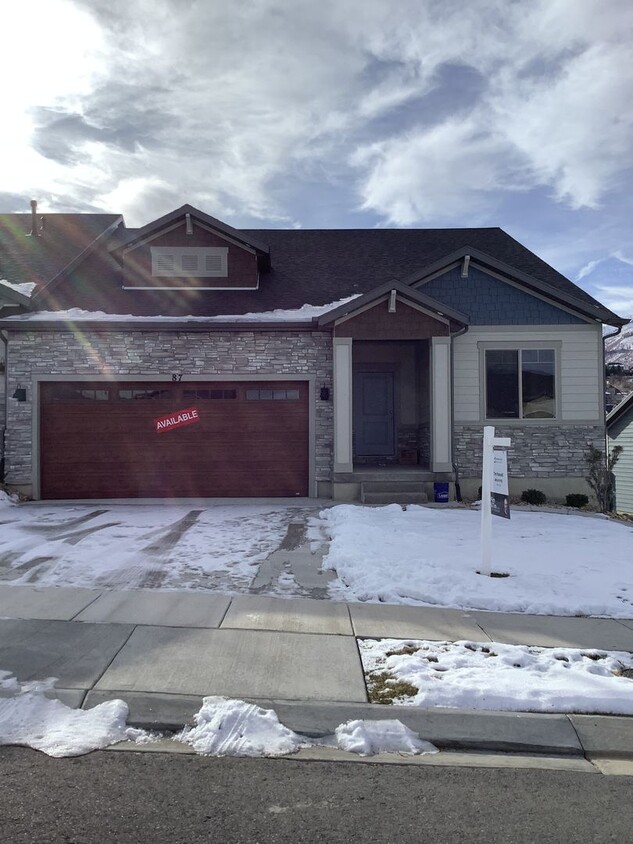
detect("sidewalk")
[1,583,632,761]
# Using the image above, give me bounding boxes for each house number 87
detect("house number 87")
[171,373,183,381]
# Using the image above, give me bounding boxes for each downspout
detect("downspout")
[0,329,7,481]
[602,323,624,455]
[450,323,470,501]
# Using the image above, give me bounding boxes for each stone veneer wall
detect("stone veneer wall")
[4,329,333,490]
[453,423,606,478]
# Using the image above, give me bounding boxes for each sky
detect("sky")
[1,0,632,315]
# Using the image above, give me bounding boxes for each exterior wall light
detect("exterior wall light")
[12,386,26,402]
[320,386,330,401]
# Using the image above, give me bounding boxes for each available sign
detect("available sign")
[154,407,200,433]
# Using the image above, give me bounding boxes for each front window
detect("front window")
[485,348,555,419]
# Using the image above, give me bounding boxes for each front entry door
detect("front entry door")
[353,371,395,457]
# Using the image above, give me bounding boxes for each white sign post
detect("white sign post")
[480,426,511,577]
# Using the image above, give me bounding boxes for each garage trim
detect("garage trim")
[32,373,317,500]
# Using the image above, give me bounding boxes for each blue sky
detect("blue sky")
[1,0,632,315]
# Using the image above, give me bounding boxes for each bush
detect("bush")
[566,493,589,509]
[585,445,622,514]
[521,488,547,505]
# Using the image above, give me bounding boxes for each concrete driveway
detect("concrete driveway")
[0,499,334,597]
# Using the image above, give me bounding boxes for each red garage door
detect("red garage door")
[40,381,309,499]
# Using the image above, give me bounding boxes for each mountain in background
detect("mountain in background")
[605,321,633,368]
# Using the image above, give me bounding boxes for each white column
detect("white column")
[333,337,353,473]
[431,335,452,472]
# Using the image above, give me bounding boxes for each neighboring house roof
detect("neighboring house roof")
[0,213,122,287]
[0,206,627,326]
[607,391,633,428]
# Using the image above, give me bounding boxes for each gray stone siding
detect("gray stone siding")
[454,423,606,479]
[4,329,333,489]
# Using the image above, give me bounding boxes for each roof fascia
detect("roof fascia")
[32,215,124,305]
[607,391,633,428]
[317,279,469,327]
[0,318,321,333]
[405,246,627,327]
[113,204,270,257]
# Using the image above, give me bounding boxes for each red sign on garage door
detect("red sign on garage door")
[154,407,200,433]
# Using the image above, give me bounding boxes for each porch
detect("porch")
[331,465,456,504]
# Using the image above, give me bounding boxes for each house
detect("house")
[0,201,628,502]
[607,391,633,514]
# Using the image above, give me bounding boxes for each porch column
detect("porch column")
[333,337,353,473]
[431,335,452,472]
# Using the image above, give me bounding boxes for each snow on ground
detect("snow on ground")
[332,719,437,756]
[0,671,148,757]
[360,638,633,714]
[317,504,633,617]
[176,697,306,757]
[0,681,436,759]
[0,503,311,591]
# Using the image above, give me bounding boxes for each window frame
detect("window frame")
[478,341,562,423]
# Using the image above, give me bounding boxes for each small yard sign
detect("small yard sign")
[480,426,512,575]
[154,407,200,433]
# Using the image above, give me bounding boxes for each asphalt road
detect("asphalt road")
[1,748,631,844]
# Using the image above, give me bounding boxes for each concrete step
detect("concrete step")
[361,480,430,494]
[361,491,429,505]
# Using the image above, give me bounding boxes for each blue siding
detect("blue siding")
[419,266,586,325]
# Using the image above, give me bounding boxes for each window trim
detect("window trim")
[478,341,562,423]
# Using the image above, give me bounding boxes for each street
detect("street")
[1,748,631,844]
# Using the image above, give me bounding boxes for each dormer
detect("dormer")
[112,204,270,291]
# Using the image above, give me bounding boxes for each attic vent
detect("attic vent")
[151,247,228,277]
[205,253,223,273]
[155,253,175,274]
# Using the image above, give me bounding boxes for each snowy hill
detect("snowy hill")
[605,320,633,368]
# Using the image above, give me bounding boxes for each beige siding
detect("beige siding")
[453,325,602,423]
[609,409,633,514]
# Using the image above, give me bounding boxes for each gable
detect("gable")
[333,297,450,340]
[120,218,259,290]
[417,265,588,325]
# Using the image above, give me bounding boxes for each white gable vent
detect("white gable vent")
[151,247,228,277]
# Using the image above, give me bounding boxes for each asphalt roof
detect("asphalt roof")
[0,211,625,324]
[0,213,122,285]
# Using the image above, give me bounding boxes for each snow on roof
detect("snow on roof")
[1,295,361,323]
[0,279,37,298]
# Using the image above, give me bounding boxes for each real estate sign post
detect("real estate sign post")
[480,426,511,576]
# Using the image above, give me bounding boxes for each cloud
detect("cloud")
[1,0,632,233]
[593,285,633,317]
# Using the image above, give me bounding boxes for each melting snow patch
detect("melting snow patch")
[333,719,438,757]
[360,639,633,714]
[176,697,306,757]
[0,670,148,757]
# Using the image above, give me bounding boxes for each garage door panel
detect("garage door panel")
[40,381,310,499]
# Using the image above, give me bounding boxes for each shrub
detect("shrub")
[585,445,623,514]
[521,488,547,505]
[566,493,589,509]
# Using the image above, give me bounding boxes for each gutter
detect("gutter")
[0,330,7,481]
[0,319,326,333]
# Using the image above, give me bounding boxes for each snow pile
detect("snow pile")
[176,697,306,757]
[2,295,360,324]
[333,719,438,756]
[318,504,633,616]
[0,671,147,757]
[0,490,18,508]
[360,639,633,714]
